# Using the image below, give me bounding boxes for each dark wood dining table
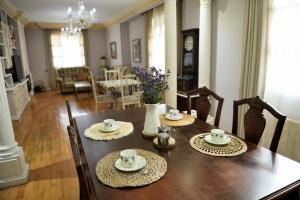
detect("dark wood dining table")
[74,105,300,200]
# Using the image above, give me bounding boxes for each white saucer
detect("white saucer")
[99,124,120,132]
[115,155,147,172]
[204,134,231,145]
[165,113,184,121]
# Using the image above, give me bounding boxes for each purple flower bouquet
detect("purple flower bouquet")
[134,67,169,104]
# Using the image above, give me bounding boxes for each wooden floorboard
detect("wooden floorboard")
[0,91,108,200]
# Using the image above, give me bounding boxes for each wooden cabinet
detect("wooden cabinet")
[6,79,30,120]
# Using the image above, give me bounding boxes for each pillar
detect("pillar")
[165,0,177,108]
[198,0,211,88]
[0,61,29,188]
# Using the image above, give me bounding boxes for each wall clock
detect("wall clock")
[184,36,194,51]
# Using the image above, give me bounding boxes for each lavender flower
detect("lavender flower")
[134,67,169,104]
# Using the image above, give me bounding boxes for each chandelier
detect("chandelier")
[61,0,97,36]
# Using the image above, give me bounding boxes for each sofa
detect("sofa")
[56,67,91,94]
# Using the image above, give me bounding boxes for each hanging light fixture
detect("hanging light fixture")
[61,0,97,36]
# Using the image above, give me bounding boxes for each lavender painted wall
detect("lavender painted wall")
[129,15,146,68]
[88,29,107,76]
[25,28,48,88]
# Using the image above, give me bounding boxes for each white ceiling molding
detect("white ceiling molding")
[15,11,30,25]
[25,22,105,30]
[103,0,163,28]
[0,0,29,25]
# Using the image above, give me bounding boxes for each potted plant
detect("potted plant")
[135,67,169,136]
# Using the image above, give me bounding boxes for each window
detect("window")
[50,32,85,68]
[147,5,165,73]
[264,0,300,121]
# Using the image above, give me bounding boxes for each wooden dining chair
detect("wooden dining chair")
[104,68,120,81]
[117,74,141,110]
[90,71,116,112]
[187,86,224,127]
[67,125,92,200]
[66,100,74,127]
[232,96,286,152]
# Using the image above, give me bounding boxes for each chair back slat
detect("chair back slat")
[187,86,224,127]
[89,71,97,102]
[232,96,286,152]
[104,68,120,81]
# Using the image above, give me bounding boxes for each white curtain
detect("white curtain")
[148,5,165,73]
[50,32,85,68]
[264,0,300,121]
[260,0,300,162]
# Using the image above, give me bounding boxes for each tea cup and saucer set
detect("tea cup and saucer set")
[165,109,183,121]
[115,149,147,172]
[99,119,120,132]
[204,129,231,145]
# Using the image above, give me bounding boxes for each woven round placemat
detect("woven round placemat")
[190,133,247,157]
[159,114,195,127]
[84,121,133,141]
[95,149,167,188]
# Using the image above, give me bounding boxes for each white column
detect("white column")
[198,0,211,88]
[164,0,177,108]
[0,62,29,188]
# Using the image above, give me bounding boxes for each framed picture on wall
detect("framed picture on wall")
[110,42,117,59]
[132,39,141,63]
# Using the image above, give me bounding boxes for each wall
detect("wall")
[182,0,199,30]
[106,14,147,68]
[88,29,107,76]
[211,0,245,131]
[25,28,49,88]
[129,15,146,68]
[106,23,123,65]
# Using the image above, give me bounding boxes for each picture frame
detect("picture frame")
[110,42,117,59]
[132,39,141,63]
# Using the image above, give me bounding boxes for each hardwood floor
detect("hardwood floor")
[0,91,108,200]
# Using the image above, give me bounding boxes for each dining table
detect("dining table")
[97,79,138,89]
[73,104,300,200]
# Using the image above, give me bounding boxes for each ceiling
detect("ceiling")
[10,0,138,23]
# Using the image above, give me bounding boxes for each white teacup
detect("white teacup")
[120,149,137,168]
[169,109,179,119]
[103,119,117,130]
[211,129,226,142]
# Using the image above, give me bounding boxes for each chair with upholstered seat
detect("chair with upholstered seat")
[90,71,116,112]
[187,86,224,127]
[117,74,141,110]
[232,96,286,152]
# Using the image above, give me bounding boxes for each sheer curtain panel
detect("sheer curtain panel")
[51,32,85,68]
[264,0,300,121]
[146,5,165,73]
